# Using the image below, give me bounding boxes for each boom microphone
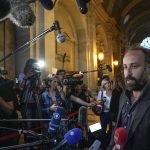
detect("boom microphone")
[114,127,128,150]
[9,0,35,28]
[39,0,54,10]
[76,0,90,14]
[53,128,82,150]
[0,0,11,22]
[54,21,66,43]
[48,107,64,134]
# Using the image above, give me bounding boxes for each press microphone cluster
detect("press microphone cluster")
[53,128,82,150]
[114,127,128,150]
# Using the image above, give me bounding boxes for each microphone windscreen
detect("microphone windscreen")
[76,0,88,14]
[114,127,128,145]
[78,106,87,127]
[48,107,64,134]
[64,128,82,145]
[57,33,66,43]
[0,0,10,21]
[10,4,35,28]
[39,0,53,10]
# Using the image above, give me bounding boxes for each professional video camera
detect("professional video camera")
[31,63,41,77]
[63,74,83,86]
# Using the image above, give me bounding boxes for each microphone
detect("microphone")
[78,106,87,127]
[89,139,101,150]
[0,0,11,22]
[76,0,90,14]
[9,0,35,28]
[53,128,82,150]
[28,0,53,10]
[39,0,53,10]
[48,107,64,134]
[114,127,128,150]
[54,21,66,43]
[106,65,112,72]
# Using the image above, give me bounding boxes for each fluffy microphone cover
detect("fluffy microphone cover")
[0,0,35,28]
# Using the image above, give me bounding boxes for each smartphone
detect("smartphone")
[89,122,102,133]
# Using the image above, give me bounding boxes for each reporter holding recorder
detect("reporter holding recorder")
[97,78,112,150]
[109,47,150,150]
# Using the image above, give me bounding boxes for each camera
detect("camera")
[63,74,83,86]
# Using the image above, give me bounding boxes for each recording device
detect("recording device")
[53,128,82,150]
[89,139,101,150]
[48,107,64,134]
[76,0,90,14]
[54,21,66,43]
[92,104,103,116]
[114,127,128,150]
[89,122,102,133]
[63,74,83,86]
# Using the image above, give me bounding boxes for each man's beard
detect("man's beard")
[125,74,147,91]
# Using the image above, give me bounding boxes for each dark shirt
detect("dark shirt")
[110,88,123,122]
[120,87,146,132]
[0,78,16,120]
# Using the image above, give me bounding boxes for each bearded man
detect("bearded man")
[109,47,150,150]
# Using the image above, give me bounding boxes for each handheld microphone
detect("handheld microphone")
[53,128,82,150]
[78,106,87,127]
[0,0,11,22]
[114,127,128,150]
[48,107,64,134]
[54,21,66,43]
[89,139,101,150]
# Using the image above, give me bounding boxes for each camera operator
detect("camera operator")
[0,72,19,148]
[19,58,42,150]
[56,70,94,110]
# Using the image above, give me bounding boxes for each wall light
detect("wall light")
[113,60,119,66]
[98,52,104,61]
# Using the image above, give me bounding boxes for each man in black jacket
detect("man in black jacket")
[109,47,150,150]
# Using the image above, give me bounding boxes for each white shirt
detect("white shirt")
[97,90,111,112]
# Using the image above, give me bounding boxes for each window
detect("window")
[140,37,150,49]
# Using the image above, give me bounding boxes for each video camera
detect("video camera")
[63,74,83,86]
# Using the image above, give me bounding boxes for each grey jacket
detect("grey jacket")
[109,83,150,150]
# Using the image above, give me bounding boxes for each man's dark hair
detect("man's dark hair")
[56,69,66,75]
[124,46,150,63]
[24,58,37,75]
